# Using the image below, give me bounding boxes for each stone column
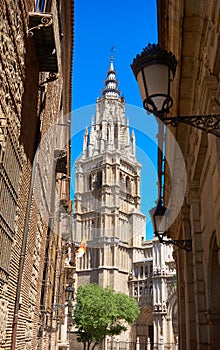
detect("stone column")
[59,306,69,348]
[105,336,108,350]
[175,336,178,350]
[136,337,140,350]
[176,247,187,350]
[189,181,209,349]
[116,338,120,350]
[158,335,164,350]
[147,337,151,350]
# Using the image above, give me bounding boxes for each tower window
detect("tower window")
[89,174,92,190]
[96,171,102,188]
[92,171,102,190]
[126,176,131,193]
[140,265,143,278]
[114,124,118,139]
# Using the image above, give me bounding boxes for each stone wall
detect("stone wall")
[0,1,73,349]
[157,1,220,349]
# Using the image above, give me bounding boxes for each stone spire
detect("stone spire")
[80,56,138,160]
[102,53,120,98]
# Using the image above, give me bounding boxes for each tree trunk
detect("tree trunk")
[91,341,99,350]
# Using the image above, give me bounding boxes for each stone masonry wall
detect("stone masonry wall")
[0,1,72,349]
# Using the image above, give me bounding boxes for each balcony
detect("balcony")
[28,12,58,73]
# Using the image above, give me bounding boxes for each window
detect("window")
[126,176,131,193]
[140,265,144,278]
[89,174,92,190]
[94,171,102,189]
[0,120,22,285]
[34,0,52,12]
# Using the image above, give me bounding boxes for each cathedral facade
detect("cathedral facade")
[73,59,177,349]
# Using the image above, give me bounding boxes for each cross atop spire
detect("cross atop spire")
[102,47,120,98]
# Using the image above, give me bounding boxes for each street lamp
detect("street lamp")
[131,43,200,251]
[65,285,75,303]
[131,43,220,137]
[65,285,75,327]
[149,200,192,251]
[52,286,74,311]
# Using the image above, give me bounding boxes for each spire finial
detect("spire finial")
[110,45,115,63]
[101,47,120,98]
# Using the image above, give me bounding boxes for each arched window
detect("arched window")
[88,174,92,190]
[94,171,102,189]
[107,124,110,140]
[114,124,118,140]
[140,265,144,278]
[126,176,131,193]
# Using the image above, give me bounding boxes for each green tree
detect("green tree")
[73,283,139,350]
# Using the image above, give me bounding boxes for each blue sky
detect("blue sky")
[72,0,158,110]
[71,0,158,240]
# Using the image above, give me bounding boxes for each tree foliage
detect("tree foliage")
[73,283,139,350]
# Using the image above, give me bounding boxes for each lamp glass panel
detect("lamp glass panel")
[154,213,167,235]
[149,205,167,235]
[143,64,169,111]
[137,71,147,102]
[65,286,74,301]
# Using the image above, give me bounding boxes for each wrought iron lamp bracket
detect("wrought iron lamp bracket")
[160,114,220,137]
[27,15,53,37]
[158,235,192,252]
[39,73,59,89]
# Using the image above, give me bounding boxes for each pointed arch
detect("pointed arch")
[207,233,220,349]
[132,305,153,347]
[208,234,220,311]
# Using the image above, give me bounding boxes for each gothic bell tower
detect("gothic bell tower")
[73,57,146,292]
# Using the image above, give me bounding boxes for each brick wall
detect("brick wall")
[0,1,73,349]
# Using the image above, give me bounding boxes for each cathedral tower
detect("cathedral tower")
[72,58,177,348]
[73,57,146,293]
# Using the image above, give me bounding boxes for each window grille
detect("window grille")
[0,118,22,286]
[34,0,52,13]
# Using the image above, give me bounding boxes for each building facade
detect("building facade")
[0,1,73,349]
[129,239,177,349]
[73,60,177,349]
[157,0,220,349]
